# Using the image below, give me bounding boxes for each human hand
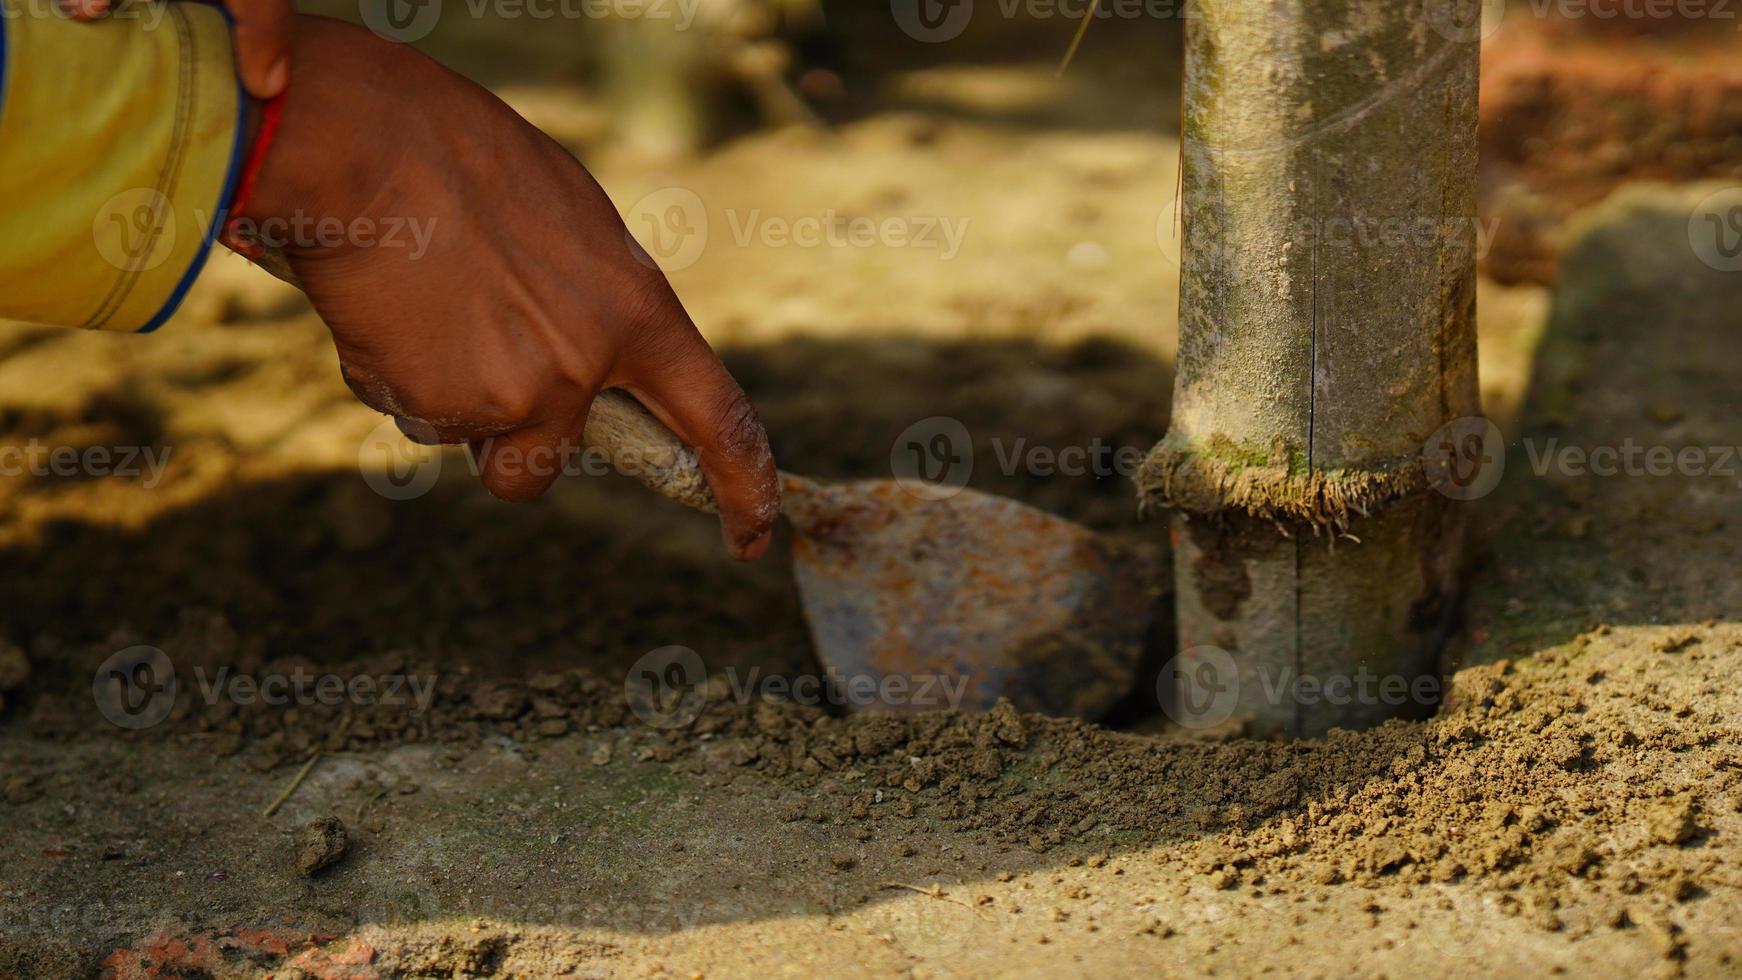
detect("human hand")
[234,17,780,559]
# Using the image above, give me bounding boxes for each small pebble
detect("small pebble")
[297,815,349,877]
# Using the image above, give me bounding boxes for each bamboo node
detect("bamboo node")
[1135,433,1431,535]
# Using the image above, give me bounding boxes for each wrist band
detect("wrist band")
[220,90,288,260]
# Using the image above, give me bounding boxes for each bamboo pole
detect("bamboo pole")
[1140,0,1481,737]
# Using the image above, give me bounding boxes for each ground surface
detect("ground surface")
[3,13,1742,980]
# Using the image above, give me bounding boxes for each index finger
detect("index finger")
[615,318,780,561]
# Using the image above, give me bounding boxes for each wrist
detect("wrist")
[232,17,422,250]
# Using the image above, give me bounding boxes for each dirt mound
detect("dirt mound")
[1480,17,1742,284]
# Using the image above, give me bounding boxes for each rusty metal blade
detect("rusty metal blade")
[782,476,1155,719]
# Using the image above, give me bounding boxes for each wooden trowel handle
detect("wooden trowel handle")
[249,246,721,515]
[582,389,720,515]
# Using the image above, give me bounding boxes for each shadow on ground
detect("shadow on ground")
[1454,183,1742,668]
[0,330,1430,970]
[3,334,1171,689]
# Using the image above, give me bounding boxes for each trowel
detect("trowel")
[582,389,1155,718]
[252,252,1153,718]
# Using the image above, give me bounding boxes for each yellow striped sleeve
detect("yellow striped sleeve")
[0,0,245,332]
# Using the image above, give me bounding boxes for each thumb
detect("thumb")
[226,0,295,99]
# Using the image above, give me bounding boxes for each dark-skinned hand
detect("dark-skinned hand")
[211,16,779,557]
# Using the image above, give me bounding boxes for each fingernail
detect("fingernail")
[733,528,773,561]
[61,0,108,18]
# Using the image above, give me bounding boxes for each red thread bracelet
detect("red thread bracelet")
[221,91,288,260]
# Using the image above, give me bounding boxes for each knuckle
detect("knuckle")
[628,320,692,367]
[618,270,697,359]
[390,387,446,427]
[621,267,682,326]
[708,388,769,467]
[480,382,538,426]
[342,361,417,419]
